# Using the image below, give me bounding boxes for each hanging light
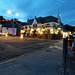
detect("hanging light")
[51,29,53,31]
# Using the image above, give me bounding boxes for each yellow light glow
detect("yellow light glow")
[31,29,33,31]
[51,32,53,34]
[51,29,53,31]
[63,32,66,38]
[3,33,5,35]
[23,30,25,33]
[58,28,61,30]
[5,33,7,36]
[55,32,58,34]
[57,31,58,32]
[30,31,32,33]
[63,32,65,35]
[40,32,43,34]
[21,30,24,33]
[61,31,63,34]
[43,29,45,31]
[16,13,19,16]
[7,10,11,14]
[20,34,23,38]
[39,31,40,32]
[66,33,68,37]
[37,28,39,30]
[68,32,71,35]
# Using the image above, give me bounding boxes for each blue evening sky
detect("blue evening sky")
[0,0,75,26]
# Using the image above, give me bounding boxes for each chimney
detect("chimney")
[58,13,61,28]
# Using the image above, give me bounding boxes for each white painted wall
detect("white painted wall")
[32,19,38,25]
[2,27,16,35]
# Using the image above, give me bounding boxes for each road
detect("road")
[0,36,59,62]
[66,43,75,75]
[0,36,63,75]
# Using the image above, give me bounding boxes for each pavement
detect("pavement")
[0,38,63,75]
[66,44,75,75]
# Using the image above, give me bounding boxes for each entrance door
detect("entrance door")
[34,30,36,34]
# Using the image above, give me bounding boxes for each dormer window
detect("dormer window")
[53,23,55,27]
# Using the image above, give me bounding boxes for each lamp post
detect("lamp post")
[7,10,19,36]
[12,13,14,36]
[12,13,15,36]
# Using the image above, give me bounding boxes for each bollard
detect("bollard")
[63,38,67,75]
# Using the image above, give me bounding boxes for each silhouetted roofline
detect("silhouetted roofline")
[25,16,58,25]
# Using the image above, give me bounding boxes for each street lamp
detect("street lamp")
[7,10,11,14]
[7,10,19,36]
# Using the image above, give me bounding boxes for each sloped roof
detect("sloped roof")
[25,16,58,25]
[43,16,57,23]
[36,17,44,23]
[26,19,34,25]
[63,29,68,32]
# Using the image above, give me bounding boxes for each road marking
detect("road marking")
[49,45,62,50]
[0,54,27,66]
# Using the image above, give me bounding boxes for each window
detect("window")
[7,28,8,30]
[53,23,57,29]
[29,26,31,28]
[25,26,27,29]
[33,24,37,27]
[45,24,50,27]
[42,25,45,27]
[53,23,55,27]
[47,29,50,34]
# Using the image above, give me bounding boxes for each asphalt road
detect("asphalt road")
[0,36,75,75]
[0,36,63,75]
[0,36,59,62]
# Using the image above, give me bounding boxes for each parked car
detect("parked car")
[68,35,74,46]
